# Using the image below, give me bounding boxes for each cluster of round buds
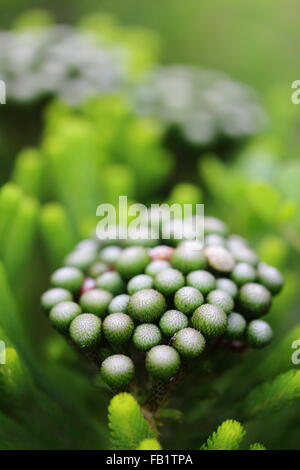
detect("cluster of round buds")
[41,216,284,390]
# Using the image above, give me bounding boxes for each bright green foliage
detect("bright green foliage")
[0,184,39,282]
[136,438,162,450]
[12,148,43,198]
[242,370,300,419]
[40,203,76,268]
[201,420,246,450]
[249,443,266,450]
[257,325,300,380]
[108,393,154,450]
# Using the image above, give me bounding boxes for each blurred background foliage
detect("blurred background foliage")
[0,1,300,450]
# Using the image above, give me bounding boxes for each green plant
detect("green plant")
[38,213,286,449]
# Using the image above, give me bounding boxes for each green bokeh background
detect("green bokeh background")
[0,0,300,450]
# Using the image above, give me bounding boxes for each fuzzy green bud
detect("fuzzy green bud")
[127,274,153,294]
[69,313,102,349]
[88,262,108,278]
[192,304,227,338]
[132,324,162,351]
[146,345,180,380]
[96,271,124,295]
[231,262,256,286]
[172,327,206,358]
[159,310,188,337]
[41,287,72,311]
[246,320,273,348]
[186,270,216,295]
[204,246,235,273]
[154,269,185,296]
[128,289,166,323]
[145,260,171,277]
[257,262,284,295]
[238,283,272,318]
[171,245,207,274]
[64,250,96,270]
[108,294,130,314]
[174,286,204,316]
[230,245,258,266]
[206,289,234,314]
[116,247,150,279]
[80,289,112,317]
[51,266,84,292]
[101,354,135,388]
[99,246,122,265]
[103,313,134,344]
[216,278,238,298]
[49,301,82,332]
[225,312,247,339]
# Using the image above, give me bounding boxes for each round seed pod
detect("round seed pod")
[204,246,235,274]
[79,289,112,317]
[225,312,247,339]
[80,277,97,295]
[246,320,273,348]
[226,234,249,251]
[150,245,174,261]
[127,274,153,294]
[132,324,162,351]
[238,282,272,318]
[100,354,134,388]
[216,278,238,298]
[154,269,185,296]
[128,289,166,323]
[172,327,206,358]
[192,304,227,338]
[171,245,207,274]
[108,294,130,314]
[49,301,82,333]
[145,260,171,277]
[99,246,122,266]
[205,234,226,247]
[204,217,228,236]
[69,313,102,349]
[186,270,216,295]
[75,239,99,253]
[41,288,72,311]
[230,245,258,266]
[116,247,150,279]
[257,262,284,295]
[64,250,96,270]
[51,266,84,293]
[178,240,203,251]
[88,262,108,278]
[159,310,189,337]
[103,313,134,345]
[96,271,124,295]
[231,262,256,286]
[146,345,180,380]
[174,286,204,316]
[206,289,234,314]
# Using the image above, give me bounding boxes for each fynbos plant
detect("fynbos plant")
[41,214,284,441]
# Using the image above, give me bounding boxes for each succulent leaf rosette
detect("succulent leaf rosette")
[41,215,284,401]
